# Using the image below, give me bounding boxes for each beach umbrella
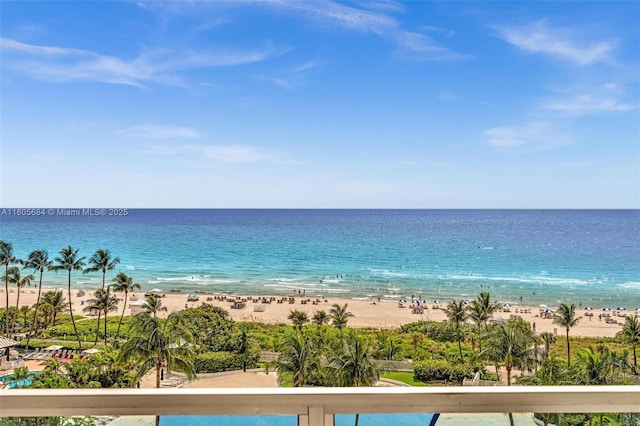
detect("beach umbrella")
[616,307,626,311]
[433,300,440,304]
[601,307,611,311]
[539,304,548,308]
[422,300,428,304]
[543,309,554,314]
[584,306,593,310]
[399,299,406,303]
[44,345,63,351]
[503,303,512,307]
[636,308,640,312]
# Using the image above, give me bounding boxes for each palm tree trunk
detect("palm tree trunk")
[94,272,106,347]
[68,271,82,350]
[13,285,21,338]
[104,310,108,345]
[456,329,463,362]
[506,368,514,426]
[633,345,637,373]
[566,328,570,367]
[5,264,9,338]
[26,271,44,350]
[115,289,127,341]
[94,311,102,346]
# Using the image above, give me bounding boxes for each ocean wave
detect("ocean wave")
[618,282,640,289]
[447,274,594,286]
[366,268,409,278]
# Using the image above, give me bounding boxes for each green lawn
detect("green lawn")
[380,371,426,386]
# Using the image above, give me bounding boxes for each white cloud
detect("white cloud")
[483,122,571,150]
[496,20,615,65]
[145,143,275,164]
[1,37,284,87]
[118,125,201,139]
[544,95,639,115]
[252,74,290,89]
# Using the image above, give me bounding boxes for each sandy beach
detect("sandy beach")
[1,286,631,338]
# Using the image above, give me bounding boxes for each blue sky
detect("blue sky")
[1,1,639,208]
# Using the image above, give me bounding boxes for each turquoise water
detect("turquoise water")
[160,413,438,425]
[0,372,38,388]
[1,209,638,307]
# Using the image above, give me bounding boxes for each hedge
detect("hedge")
[193,351,260,373]
[413,359,472,384]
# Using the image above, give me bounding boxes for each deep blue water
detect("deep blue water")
[1,209,638,307]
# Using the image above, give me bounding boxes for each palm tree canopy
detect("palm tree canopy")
[145,295,168,317]
[312,310,330,326]
[445,299,469,325]
[553,303,581,329]
[110,272,141,294]
[83,289,119,315]
[330,303,354,329]
[22,250,53,273]
[621,315,640,344]
[288,310,309,329]
[272,333,319,387]
[52,246,86,272]
[468,292,500,325]
[0,241,16,266]
[331,334,379,387]
[84,249,120,274]
[118,312,196,385]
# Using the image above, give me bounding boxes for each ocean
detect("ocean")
[1,209,638,308]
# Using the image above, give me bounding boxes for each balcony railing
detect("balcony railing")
[2,386,640,425]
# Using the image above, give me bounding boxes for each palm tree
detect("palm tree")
[330,303,354,331]
[22,250,53,349]
[576,347,611,385]
[483,323,538,426]
[272,333,319,387]
[0,240,17,337]
[312,310,330,326]
[4,366,34,389]
[288,309,309,333]
[445,299,468,362]
[13,268,35,337]
[52,246,86,349]
[110,272,140,341]
[620,315,640,373]
[144,295,167,318]
[83,289,119,345]
[539,332,556,360]
[84,250,120,346]
[331,333,379,426]
[119,311,196,426]
[468,292,500,353]
[553,303,580,367]
[40,290,67,326]
[3,266,20,337]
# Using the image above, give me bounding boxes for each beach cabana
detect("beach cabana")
[0,336,19,361]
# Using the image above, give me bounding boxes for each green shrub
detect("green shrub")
[194,350,260,373]
[413,359,472,384]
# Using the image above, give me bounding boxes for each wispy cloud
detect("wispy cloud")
[544,95,639,115]
[147,0,464,61]
[117,125,201,139]
[483,122,571,150]
[252,74,291,89]
[146,143,275,164]
[542,82,639,116]
[496,19,616,65]
[0,37,285,87]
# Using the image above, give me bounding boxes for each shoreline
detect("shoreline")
[2,286,631,338]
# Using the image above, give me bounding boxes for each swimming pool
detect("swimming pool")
[0,371,39,388]
[160,413,438,425]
